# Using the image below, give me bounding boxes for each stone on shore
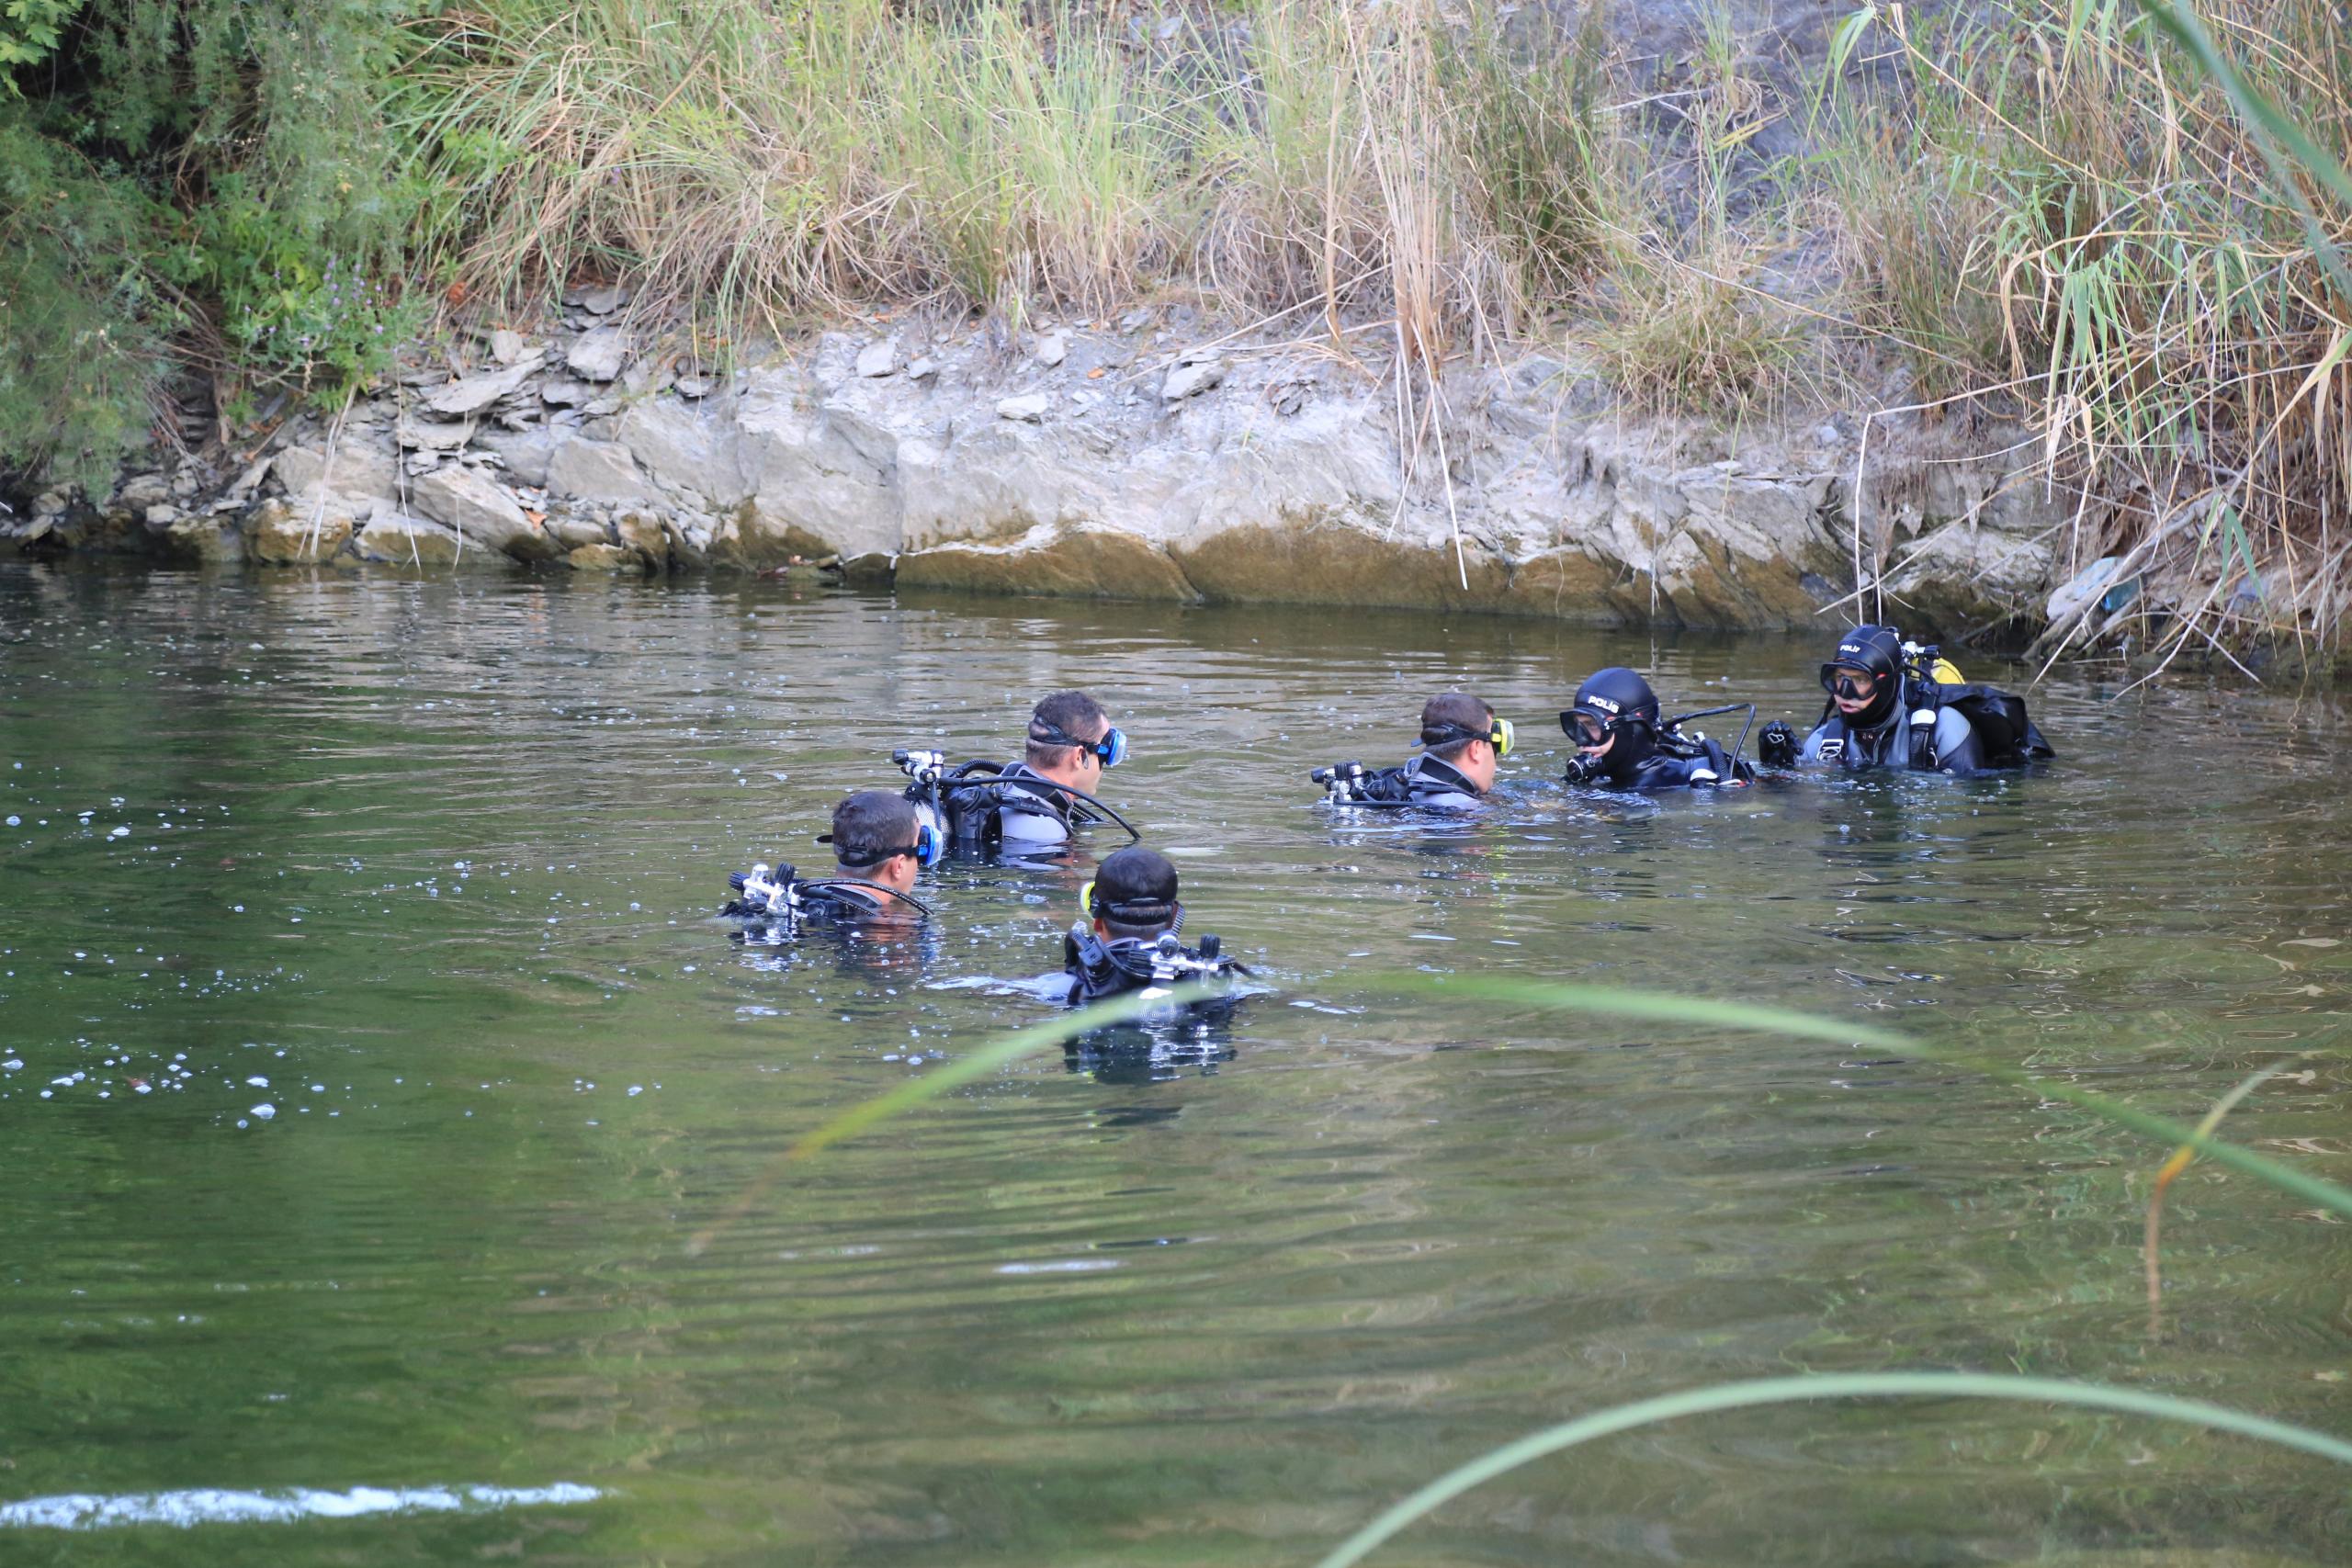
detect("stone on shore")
[567,328,630,383]
[547,438,652,508]
[409,467,558,561]
[423,355,546,417]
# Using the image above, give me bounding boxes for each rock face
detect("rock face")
[30,316,2073,635]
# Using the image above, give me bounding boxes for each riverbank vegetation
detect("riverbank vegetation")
[4,0,2350,654]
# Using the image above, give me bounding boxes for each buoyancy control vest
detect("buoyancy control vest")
[722,861,929,931]
[1311,753,1487,811]
[893,751,1139,852]
[1570,728,1757,790]
[1804,671,2054,773]
[1062,928,1250,1004]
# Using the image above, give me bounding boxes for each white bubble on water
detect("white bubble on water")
[249,1103,276,1120]
[246,1077,268,1088]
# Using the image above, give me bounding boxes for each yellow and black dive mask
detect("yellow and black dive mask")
[1419,716,1512,757]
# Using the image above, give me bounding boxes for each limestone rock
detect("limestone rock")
[489,329,527,367]
[274,442,396,505]
[568,327,630,383]
[546,438,652,508]
[541,378,594,408]
[475,427,558,488]
[547,515,610,550]
[1031,331,1069,368]
[614,511,671,570]
[118,473,172,511]
[396,414,478,452]
[248,499,354,565]
[355,513,476,569]
[568,283,628,316]
[423,354,546,417]
[854,337,900,378]
[564,542,639,571]
[408,466,558,561]
[160,514,236,566]
[1160,355,1225,403]
[997,392,1050,423]
[144,503,181,529]
[616,400,746,504]
[905,356,940,382]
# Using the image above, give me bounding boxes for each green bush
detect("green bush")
[1,0,420,489]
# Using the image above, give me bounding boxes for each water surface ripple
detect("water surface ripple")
[1,565,2347,1566]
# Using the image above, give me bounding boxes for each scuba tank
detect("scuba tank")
[1064,927,1251,1002]
[1896,640,2055,769]
[720,859,932,929]
[894,748,1140,845]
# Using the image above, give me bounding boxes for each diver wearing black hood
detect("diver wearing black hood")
[1063,846,1249,1004]
[1784,626,1985,773]
[1561,668,1755,790]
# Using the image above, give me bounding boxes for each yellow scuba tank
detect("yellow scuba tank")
[1902,639,1964,686]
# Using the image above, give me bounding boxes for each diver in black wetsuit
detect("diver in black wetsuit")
[721,790,936,931]
[1755,625,2052,774]
[1561,668,1756,790]
[900,690,1138,854]
[1310,692,1512,810]
[1063,846,1249,1004]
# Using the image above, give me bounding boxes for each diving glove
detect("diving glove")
[1758,721,1798,768]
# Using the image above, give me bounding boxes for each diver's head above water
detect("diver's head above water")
[821,790,934,899]
[1564,667,1660,781]
[1819,625,1905,729]
[1025,690,1126,794]
[1084,844,1182,942]
[1417,692,1509,794]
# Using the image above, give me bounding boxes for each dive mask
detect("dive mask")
[818,821,944,869]
[1034,722,1127,767]
[1819,665,1877,700]
[1563,709,1612,747]
[1420,716,1512,756]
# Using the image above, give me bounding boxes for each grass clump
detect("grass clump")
[1815,0,2352,653]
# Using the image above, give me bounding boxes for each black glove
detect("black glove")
[1758,721,1798,768]
[1562,751,1607,786]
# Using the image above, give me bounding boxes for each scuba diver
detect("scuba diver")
[1310,693,1512,810]
[1063,845,1250,1005]
[1561,667,1757,790]
[898,690,1139,854]
[1757,624,2054,773]
[721,790,938,933]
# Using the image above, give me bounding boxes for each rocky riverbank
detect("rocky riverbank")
[1,292,2073,636]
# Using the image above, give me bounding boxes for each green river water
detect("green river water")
[1,563,2346,1566]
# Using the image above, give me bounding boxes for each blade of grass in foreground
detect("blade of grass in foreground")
[1314,1371,2352,1568]
[684,981,1220,1255]
[1361,972,2352,1223]
[705,971,2352,1249]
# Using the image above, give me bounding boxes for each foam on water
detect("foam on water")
[0,1482,603,1530]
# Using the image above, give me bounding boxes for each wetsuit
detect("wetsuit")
[1332,753,1487,811]
[1801,706,1984,773]
[1572,733,1754,791]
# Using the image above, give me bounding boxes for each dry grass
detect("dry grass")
[400,0,1601,358]
[1816,0,2352,657]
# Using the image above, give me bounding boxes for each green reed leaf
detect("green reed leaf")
[1317,1371,2352,1568]
[1359,972,2352,1222]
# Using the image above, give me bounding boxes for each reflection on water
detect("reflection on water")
[1,563,2348,1565]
